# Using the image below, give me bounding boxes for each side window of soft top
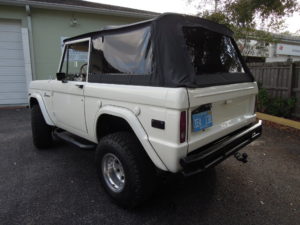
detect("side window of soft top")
[89,26,152,76]
[60,40,89,81]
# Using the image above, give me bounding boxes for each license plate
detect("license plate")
[192,111,213,132]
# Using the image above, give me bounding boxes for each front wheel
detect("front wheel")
[95,132,157,208]
[31,104,53,149]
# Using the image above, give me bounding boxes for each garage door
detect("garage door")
[0,20,27,105]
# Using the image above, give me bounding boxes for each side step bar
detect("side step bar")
[53,129,96,149]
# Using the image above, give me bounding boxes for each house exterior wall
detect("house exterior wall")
[0,5,27,27]
[266,43,300,63]
[0,5,147,80]
[30,8,143,79]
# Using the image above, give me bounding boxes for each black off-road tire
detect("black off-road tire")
[31,104,53,149]
[95,132,157,208]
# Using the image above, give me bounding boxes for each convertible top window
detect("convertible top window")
[183,27,244,75]
[90,26,152,76]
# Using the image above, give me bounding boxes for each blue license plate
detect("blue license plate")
[192,111,213,132]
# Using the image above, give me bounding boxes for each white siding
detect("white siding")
[0,20,27,105]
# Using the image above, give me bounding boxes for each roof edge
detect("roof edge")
[0,0,158,19]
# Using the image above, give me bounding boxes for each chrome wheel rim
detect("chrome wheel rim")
[102,153,125,193]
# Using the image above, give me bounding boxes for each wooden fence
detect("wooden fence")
[248,62,300,117]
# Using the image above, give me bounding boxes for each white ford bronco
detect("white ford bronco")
[29,13,262,208]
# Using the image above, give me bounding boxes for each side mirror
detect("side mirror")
[56,72,66,81]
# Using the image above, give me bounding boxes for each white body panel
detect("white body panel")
[187,83,257,152]
[51,80,87,135]
[29,79,258,172]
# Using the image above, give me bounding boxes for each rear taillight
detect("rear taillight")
[180,111,187,143]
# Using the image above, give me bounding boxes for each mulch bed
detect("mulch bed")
[262,120,300,137]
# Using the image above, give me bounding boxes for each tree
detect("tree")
[187,0,299,55]
[189,0,298,32]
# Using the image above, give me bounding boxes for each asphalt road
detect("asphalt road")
[0,108,299,225]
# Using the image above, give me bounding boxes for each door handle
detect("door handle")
[75,84,84,89]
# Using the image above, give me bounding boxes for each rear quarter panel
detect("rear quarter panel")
[84,83,189,172]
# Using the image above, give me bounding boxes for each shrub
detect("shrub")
[256,86,297,118]
[256,86,269,113]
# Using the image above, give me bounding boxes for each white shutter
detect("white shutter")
[0,20,27,105]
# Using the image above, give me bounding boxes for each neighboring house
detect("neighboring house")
[237,34,300,63]
[266,34,300,63]
[237,39,269,63]
[0,0,157,105]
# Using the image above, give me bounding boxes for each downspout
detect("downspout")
[25,5,36,80]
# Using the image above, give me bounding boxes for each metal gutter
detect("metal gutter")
[273,34,300,43]
[0,0,158,19]
[274,38,300,45]
[25,5,36,80]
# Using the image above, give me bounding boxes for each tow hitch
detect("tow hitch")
[234,152,248,163]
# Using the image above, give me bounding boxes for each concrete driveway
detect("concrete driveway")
[0,108,299,225]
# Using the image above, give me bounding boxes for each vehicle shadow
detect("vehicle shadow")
[52,142,217,216]
[31,140,217,224]
[134,168,217,216]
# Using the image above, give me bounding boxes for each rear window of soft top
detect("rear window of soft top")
[183,27,245,75]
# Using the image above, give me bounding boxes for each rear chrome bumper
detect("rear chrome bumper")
[180,120,262,176]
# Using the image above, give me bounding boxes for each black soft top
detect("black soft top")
[63,13,252,88]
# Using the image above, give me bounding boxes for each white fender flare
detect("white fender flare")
[94,105,168,171]
[29,93,54,126]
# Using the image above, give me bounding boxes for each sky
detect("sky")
[86,0,300,34]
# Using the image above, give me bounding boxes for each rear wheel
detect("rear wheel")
[95,132,157,208]
[31,104,53,149]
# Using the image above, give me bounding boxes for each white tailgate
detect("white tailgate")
[187,82,258,152]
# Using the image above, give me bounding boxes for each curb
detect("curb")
[256,112,300,130]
